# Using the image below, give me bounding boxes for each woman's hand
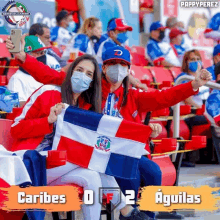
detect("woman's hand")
[6,33,28,62]
[48,103,66,124]
[191,69,212,90]
[149,123,162,138]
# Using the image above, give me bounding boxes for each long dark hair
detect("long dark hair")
[61,54,102,113]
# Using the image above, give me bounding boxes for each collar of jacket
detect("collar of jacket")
[101,77,124,111]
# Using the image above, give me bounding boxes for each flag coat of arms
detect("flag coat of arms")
[52,105,152,179]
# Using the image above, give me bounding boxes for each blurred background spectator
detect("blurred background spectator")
[56,0,86,33]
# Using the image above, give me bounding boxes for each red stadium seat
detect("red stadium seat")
[7,59,19,83]
[131,46,146,56]
[169,120,190,140]
[191,123,212,138]
[0,119,14,150]
[152,155,176,186]
[0,35,11,58]
[130,52,149,66]
[169,67,182,79]
[199,50,213,68]
[151,121,168,139]
[149,67,174,83]
[130,65,153,81]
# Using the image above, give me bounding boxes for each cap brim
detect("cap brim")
[116,25,133,32]
[103,58,131,66]
[33,46,51,52]
[158,26,167,30]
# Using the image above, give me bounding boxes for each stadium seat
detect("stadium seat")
[152,155,176,186]
[130,51,149,66]
[0,35,11,58]
[191,123,212,138]
[0,119,14,150]
[7,59,18,83]
[169,67,182,79]
[131,46,145,56]
[169,120,190,140]
[148,67,174,83]
[199,50,213,68]
[130,65,153,81]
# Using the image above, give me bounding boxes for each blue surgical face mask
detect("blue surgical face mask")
[71,71,92,94]
[188,61,203,72]
[67,21,76,33]
[117,32,128,44]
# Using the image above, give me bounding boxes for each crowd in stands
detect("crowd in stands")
[1,3,220,220]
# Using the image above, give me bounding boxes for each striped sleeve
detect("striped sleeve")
[206,91,220,126]
[11,85,61,139]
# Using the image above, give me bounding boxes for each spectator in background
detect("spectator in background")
[206,61,220,137]
[56,0,86,33]
[147,21,180,67]
[95,18,129,54]
[204,12,220,44]
[206,44,220,81]
[175,50,210,166]
[169,28,187,64]
[50,10,75,52]
[96,18,148,90]
[8,36,61,107]
[96,18,133,66]
[177,21,192,52]
[164,17,192,51]
[163,17,179,43]
[62,17,102,60]
[29,23,67,67]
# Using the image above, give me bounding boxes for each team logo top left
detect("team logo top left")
[1,0,30,27]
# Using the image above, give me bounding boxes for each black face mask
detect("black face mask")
[36,54,47,64]
[90,35,100,44]
[158,31,165,41]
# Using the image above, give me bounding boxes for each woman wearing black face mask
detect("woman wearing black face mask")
[62,17,102,60]
[7,36,61,107]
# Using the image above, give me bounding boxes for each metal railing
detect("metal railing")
[172,75,220,161]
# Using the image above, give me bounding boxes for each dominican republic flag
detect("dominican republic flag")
[52,105,152,179]
[0,145,31,186]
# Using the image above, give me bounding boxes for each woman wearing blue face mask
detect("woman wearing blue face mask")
[10,54,150,220]
[175,50,211,167]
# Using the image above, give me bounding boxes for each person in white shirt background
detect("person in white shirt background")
[164,17,192,52]
[8,36,61,107]
[50,10,75,52]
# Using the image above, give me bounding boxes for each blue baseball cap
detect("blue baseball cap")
[102,46,131,66]
[150,21,167,32]
[107,18,133,32]
[213,44,220,56]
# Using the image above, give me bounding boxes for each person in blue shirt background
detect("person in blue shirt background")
[95,18,129,54]
[206,61,220,137]
[206,44,220,81]
[96,18,132,66]
[204,12,220,44]
[50,10,75,51]
[146,21,178,67]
